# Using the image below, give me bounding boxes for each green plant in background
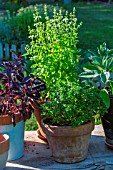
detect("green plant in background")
[9,5,34,44]
[26,6,107,126]
[25,114,38,131]
[0,4,62,45]
[0,5,34,44]
[79,43,113,111]
[0,2,26,15]
[1,3,113,52]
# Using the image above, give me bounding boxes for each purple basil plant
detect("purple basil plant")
[0,51,46,126]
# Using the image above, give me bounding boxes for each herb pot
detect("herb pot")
[101,97,113,148]
[41,120,94,163]
[0,114,25,160]
[29,100,47,142]
[0,134,9,170]
[34,107,47,141]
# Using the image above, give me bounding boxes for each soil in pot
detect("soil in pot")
[41,121,94,163]
[0,134,9,170]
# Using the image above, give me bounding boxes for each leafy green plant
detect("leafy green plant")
[25,114,38,131]
[79,43,113,109]
[0,4,62,45]
[0,2,26,15]
[42,83,107,126]
[26,6,107,126]
[0,5,34,44]
[26,5,79,96]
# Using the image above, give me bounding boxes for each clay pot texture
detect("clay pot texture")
[0,134,9,170]
[0,114,23,125]
[34,108,47,139]
[0,114,25,161]
[41,121,94,163]
[29,100,47,140]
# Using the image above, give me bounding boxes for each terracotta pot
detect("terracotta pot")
[0,134,9,170]
[34,107,47,140]
[41,121,94,163]
[29,100,47,142]
[0,114,25,160]
[0,114,23,125]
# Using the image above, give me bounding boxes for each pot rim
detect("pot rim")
[41,120,95,137]
[0,134,9,143]
[0,134,9,154]
[0,113,23,125]
[42,119,94,128]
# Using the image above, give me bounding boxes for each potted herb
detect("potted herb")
[26,6,106,163]
[79,43,113,148]
[0,51,46,160]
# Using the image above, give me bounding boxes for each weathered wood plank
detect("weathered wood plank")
[0,43,3,59]
[0,42,26,59]
[11,44,17,58]
[5,43,10,58]
[20,44,26,54]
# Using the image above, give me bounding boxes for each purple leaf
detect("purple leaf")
[21,76,31,84]
[0,51,46,126]
[6,68,12,78]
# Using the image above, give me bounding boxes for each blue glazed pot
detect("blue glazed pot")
[0,120,25,161]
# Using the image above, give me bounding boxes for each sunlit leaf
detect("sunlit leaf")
[99,89,110,108]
